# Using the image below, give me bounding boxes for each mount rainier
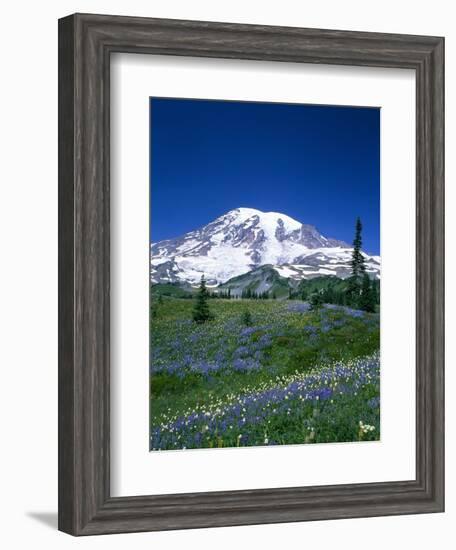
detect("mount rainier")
[150,207,380,286]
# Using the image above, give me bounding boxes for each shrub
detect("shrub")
[310,291,325,310]
[241,309,253,326]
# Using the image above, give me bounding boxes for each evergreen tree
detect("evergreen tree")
[150,304,158,319]
[346,276,360,308]
[333,289,342,305]
[372,280,380,305]
[346,217,367,307]
[359,274,376,312]
[241,309,253,326]
[323,286,334,304]
[309,290,324,310]
[192,275,212,323]
[351,217,366,278]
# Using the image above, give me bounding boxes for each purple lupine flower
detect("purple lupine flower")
[288,302,311,313]
[368,396,380,409]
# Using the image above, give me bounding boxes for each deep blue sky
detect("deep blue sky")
[150,98,380,255]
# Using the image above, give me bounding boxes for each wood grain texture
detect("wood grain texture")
[58,13,445,536]
[58,15,76,535]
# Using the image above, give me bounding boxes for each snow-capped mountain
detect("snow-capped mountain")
[151,207,380,286]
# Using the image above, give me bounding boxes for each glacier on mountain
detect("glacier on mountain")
[150,207,380,286]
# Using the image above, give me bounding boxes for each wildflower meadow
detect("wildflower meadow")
[150,297,380,451]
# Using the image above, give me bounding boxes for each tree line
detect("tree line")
[306,217,378,312]
[218,288,275,300]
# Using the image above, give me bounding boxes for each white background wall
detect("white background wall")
[0,1,452,548]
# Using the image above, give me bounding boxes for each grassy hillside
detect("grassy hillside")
[217,265,290,298]
[294,275,348,295]
[150,283,193,299]
[292,274,379,296]
[150,297,380,450]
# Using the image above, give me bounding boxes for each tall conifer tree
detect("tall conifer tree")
[351,217,366,278]
[192,275,212,323]
[346,217,366,307]
[359,273,376,312]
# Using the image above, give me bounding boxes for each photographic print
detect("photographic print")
[149,98,380,451]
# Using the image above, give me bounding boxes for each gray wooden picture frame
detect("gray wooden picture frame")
[58,13,445,536]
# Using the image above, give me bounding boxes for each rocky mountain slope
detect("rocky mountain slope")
[151,207,380,286]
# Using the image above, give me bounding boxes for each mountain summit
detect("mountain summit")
[151,208,380,286]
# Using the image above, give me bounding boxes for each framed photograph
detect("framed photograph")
[58,13,444,535]
[148,98,382,453]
